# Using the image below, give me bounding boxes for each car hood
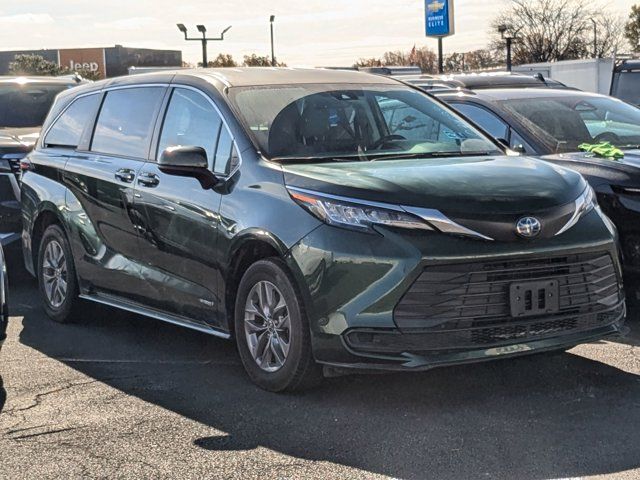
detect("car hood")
[282,155,585,216]
[542,149,640,169]
[541,149,640,189]
[0,127,40,150]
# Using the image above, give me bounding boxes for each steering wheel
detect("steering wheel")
[593,132,621,144]
[370,134,406,150]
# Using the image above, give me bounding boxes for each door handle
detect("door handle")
[115,168,136,183]
[137,172,160,187]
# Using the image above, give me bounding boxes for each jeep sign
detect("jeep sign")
[58,48,105,78]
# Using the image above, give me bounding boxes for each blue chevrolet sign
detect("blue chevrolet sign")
[425,0,455,37]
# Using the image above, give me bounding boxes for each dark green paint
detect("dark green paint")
[20,73,625,373]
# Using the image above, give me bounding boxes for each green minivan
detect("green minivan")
[21,68,625,391]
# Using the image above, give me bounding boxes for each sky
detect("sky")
[0,0,633,66]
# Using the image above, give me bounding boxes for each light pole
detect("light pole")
[270,15,276,66]
[177,23,232,67]
[590,18,598,58]
[498,25,519,72]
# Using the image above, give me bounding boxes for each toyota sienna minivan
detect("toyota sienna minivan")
[20,68,625,391]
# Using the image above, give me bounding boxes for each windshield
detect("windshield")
[0,83,71,128]
[498,94,640,153]
[229,84,501,161]
[613,71,640,106]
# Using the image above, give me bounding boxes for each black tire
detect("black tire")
[234,258,323,392]
[37,225,82,323]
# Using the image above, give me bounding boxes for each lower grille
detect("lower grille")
[353,251,627,354]
[395,252,621,330]
[346,304,624,353]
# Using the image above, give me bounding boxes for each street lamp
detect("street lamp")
[176,23,232,67]
[498,24,520,72]
[590,18,598,58]
[270,15,276,67]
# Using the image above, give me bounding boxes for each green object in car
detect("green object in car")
[578,141,624,159]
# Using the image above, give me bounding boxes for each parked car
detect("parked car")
[0,76,84,246]
[436,87,640,275]
[21,68,625,391]
[359,66,423,76]
[399,72,567,92]
[0,244,7,350]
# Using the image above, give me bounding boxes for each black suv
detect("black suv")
[399,72,567,92]
[0,76,83,246]
[21,68,625,391]
[436,87,640,277]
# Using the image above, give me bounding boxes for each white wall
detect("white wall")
[514,58,615,94]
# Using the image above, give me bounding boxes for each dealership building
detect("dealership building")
[0,45,182,79]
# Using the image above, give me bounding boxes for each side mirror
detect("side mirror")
[158,146,220,190]
[159,146,208,169]
[496,138,510,149]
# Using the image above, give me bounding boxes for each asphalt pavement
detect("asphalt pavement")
[1,248,639,479]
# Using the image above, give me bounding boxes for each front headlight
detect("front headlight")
[288,188,433,232]
[556,185,596,236]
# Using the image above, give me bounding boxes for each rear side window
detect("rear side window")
[92,87,165,159]
[45,94,100,148]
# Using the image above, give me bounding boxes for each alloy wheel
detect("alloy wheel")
[244,280,291,372]
[42,239,68,308]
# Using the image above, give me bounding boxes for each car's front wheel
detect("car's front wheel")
[37,225,82,323]
[234,258,322,392]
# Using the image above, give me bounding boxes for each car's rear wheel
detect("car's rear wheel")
[234,258,322,392]
[37,225,82,323]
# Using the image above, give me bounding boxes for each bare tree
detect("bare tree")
[243,54,286,67]
[444,52,465,72]
[463,49,501,71]
[382,50,410,66]
[412,47,438,73]
[354,47,437,73]
[354,57,383,68]
[626,4,640,51]
[592,15,627,57]
[205,53,237,68]
[490,0,625,65]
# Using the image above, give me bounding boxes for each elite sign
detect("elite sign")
[425,0,455,37]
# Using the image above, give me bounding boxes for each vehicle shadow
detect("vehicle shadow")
[9,267,640,480]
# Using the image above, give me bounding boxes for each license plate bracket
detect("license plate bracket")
[509,280,559,318]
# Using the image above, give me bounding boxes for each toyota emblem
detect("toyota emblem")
[516,217,541,238]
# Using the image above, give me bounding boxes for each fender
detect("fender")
[226,228,290,262]
[21,159,70,275]
[223,225,321,333]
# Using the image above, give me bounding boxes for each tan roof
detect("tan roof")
[181,67,401,88]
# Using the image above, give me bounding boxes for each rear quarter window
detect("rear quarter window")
[44,94,101,149]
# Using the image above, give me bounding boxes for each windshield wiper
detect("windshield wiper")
[369,151,496,161]
[272,151,496,164]
[271,156,336,164]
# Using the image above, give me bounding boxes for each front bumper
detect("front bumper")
[288,207,625,371]
[322,321,625,372]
